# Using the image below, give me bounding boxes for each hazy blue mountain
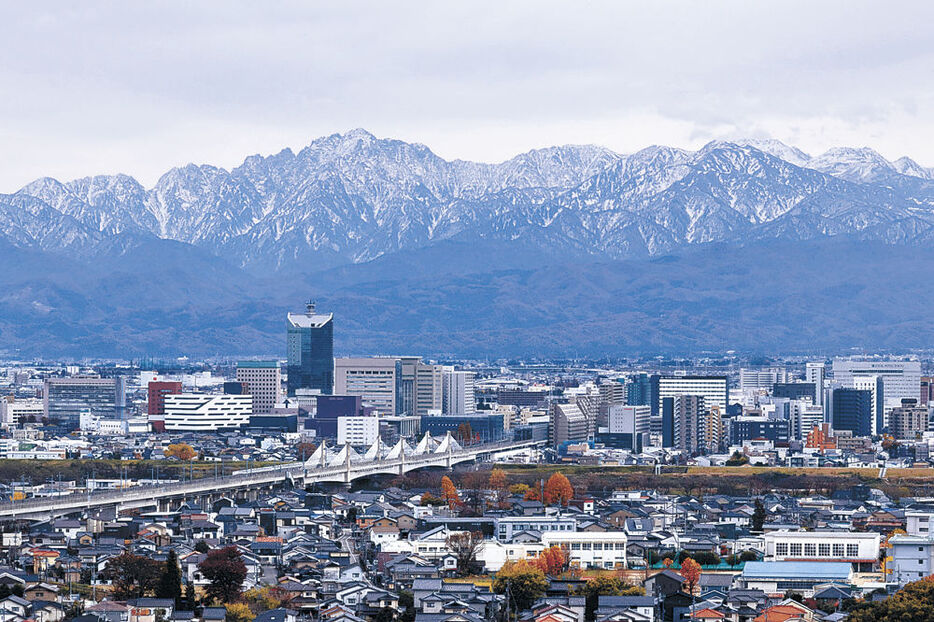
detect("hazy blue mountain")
[2,130,934,357]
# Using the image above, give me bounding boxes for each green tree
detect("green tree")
[848,577,934,622]
[492,560,548,612]
[194,540,211,553]
[156,550,183,604]
[752,498,768,532]
[398,590,415,622]
[198,546,247,604]
[373,608,396,622]
[725,451,749,466]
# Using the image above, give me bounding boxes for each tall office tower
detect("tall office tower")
[44,377,126,430]
[806,362,826,406]
[606,405,651,451]
[412,359,443,416]
[661,397,676,447]
[626,373,652,406]
[236,361,282,415]
[651,375,728,419]
[596,381,626,429]
[851,375,885,435]
[673,395,706,454]
[550,401,588,447]
[147,380,182,416]
[922,377,934,406]
[790,400,825,441]
[334,357,403,414]
[286,301,334,396]
[739,368,789,392]
[831,388,873,438]
[832,358,921,413]
[441,367,477,416]
[888,399,929,440]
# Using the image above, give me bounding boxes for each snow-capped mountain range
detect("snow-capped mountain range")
[3,129,934,272]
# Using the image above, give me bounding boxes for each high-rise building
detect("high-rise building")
[286,301,334,396]
[236,361,282,415]
[772,383,817,402]
[806,362,826,406]
[334,356,443,416]
[550,402,588,447]
[441,367,476,416]
[334,358,403,414]
[851,375,885,434]
[147,380,182,416]
[833,358,920,414]
[790,400,825,441]
[740,368,789,392]
[625,373,652,406]
[831,388,873,438]
[651,375,728,420]
[601,404,651,451]
[673,395,705,454]
[44,377,126,430]
[922,377,934,406]
[889,399,929,440]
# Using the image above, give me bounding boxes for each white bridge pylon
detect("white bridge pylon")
[302,431,463,470]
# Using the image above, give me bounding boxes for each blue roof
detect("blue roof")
[742,561,851,580]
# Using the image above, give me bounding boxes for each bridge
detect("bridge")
[0,433,542,521]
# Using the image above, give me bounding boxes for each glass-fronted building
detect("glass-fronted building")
[286,302,334,396]
[44,377,126,430]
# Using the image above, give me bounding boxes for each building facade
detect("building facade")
[163,394,252,431]
[286,302,334,396]
[236,361,281,415]
[44,377,126,430]
[441,368,476,416]
[147,381,182,416]
[831,388,873,437]
[337,416,380,446]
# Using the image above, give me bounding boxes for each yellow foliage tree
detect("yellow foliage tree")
[165,443,196,461]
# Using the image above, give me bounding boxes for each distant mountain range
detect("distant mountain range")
[2,130,934,358]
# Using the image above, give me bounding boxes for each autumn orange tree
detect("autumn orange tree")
[533,545,567,575]
[441,475,460,509]
[680,557,702,595]
[165,443,196,461]
[488,468,508,506]
[543,472,574,506]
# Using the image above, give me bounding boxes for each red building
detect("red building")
[148,380,182,416]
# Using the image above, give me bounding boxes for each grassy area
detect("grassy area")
[0,458,282,485]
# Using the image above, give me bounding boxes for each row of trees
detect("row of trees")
[104,547,247,606]
[430,470,576,514]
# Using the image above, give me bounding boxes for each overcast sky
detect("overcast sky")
[1,1,932,189]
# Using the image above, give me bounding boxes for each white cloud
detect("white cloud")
[0,0,932,188]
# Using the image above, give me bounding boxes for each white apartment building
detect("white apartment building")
[739,368,790,392]
[0,397,43,428]
[163,394,252,431]
[235,361,281,415]
[851,374,885,434]
[494,516,577,541]
[763,530,880,571]
[442,367,476,416]
[806,362,826,406]
[337,416,380,446]
[542,532,628,569]
[790,400,825,441]
[889,534,934,585]
[833,358,921,413]
[655,376,728,416]
[906,510,934,536]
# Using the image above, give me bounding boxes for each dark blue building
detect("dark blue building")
[421,414,505,443]
[626,373,652,407]
[304,395,364,438]
[661,397,676,448]
[772,382,817,402]
[832,388,873,437]
[729,417,790,445]
[286,302,334,396]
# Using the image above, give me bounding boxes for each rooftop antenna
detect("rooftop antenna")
[306,300,316,315]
